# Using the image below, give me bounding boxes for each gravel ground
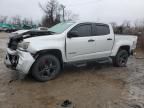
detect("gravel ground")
[0,32,144,108]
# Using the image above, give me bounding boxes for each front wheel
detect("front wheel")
[31,54,61,82]
[112,50,129,67]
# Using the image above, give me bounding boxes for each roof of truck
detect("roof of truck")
[64,20,110,25]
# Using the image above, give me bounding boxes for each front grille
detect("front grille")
[8,54,19,67]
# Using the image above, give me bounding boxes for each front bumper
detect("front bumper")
[4,48,35,74]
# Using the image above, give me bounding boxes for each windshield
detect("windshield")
[48,22,74,34]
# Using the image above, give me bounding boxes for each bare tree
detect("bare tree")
[114,20,131,34]
[134,19,144,33]
[111,22,117,28]
[22,18,33,25]
[39,0,60,27]
[39,0,79,27]
[65,10,79,21]
[122,20,131,28]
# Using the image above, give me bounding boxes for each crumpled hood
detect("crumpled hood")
[8,29,56,50]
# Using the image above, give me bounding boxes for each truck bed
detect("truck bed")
[115,34,137,42]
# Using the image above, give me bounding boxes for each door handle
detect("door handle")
[107,38,112,40]
[88,39,95,42]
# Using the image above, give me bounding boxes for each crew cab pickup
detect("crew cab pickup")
[4,21,137,82]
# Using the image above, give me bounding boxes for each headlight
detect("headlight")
[18,42,30,50]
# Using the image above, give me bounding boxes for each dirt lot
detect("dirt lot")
[0,32,144,108]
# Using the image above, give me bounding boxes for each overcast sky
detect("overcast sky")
[0,0,144,24]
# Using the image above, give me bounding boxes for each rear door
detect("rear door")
[92,23,114,58]
[66,23,97,61]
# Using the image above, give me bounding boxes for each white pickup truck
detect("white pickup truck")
[4,21,137,82]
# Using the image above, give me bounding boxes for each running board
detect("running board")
[68,57,111,67]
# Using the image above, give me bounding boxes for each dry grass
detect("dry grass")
[137,35,144,51]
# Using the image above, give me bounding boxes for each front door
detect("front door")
[66,23,97,62]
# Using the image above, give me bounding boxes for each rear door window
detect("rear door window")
[92,24,110,36]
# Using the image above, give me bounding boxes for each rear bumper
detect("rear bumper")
[4,48,35,74]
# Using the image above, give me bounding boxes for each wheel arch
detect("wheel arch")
[111,44,131,56]
[118,45,130,55]
[33,49,64,68]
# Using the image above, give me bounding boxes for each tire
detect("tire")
[31,54,61,82]
[112,50,129,67]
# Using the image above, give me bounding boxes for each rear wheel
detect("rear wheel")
[112,50,129,67]
[31,54,61,82]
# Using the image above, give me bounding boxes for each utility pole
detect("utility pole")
[60,5,65,22]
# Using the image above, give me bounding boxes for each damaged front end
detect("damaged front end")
[4,34,34,74]
[5,48,35,74]
[5,32,24,70]
[4,30,52,74]
[5,48,18,69]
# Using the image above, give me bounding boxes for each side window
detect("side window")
[93,24,110,36]
[71,24,92,37]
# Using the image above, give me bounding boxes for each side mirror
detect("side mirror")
[67,31,79,38]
